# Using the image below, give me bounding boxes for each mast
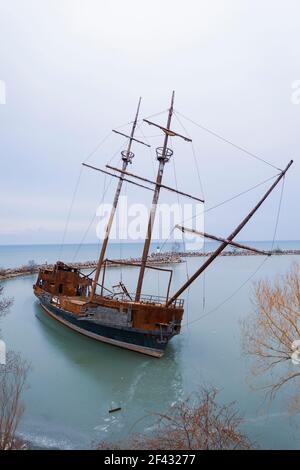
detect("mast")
[135,91,175,301]
[175,226,271,255]
[90,98,142,301]
[166,160,293,306]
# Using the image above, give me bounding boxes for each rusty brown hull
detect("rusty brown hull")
[34,289,183,357]
[33,262,184,357]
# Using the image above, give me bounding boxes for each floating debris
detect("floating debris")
[109,407,122,414]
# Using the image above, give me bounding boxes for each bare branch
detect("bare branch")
[242,262,300,400]
[97,388,252,450]
[0,351,29,450]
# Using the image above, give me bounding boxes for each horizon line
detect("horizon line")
[0,239,299,247]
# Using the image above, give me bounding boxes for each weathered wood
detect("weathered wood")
[106,165,204,203]
[135,92,175,301]
[109,407,122,413]
[143,119,192,142]
[34,260,184,333]
[103,258,173,303]
[35,262,92,297]
[112,129,150,147]
[82,163,153,192]
[175,225,271,256]
[90,98,143,301]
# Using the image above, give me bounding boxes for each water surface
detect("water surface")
[1,245,300,449]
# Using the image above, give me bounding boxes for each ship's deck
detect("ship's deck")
[94,292,184,309]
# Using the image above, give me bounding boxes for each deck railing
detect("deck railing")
[108,292,184,308]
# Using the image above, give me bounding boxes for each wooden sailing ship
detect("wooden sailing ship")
[33,92,293,357]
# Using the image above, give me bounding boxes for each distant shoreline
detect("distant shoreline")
[0,240,300,247]
[1,249,300,281]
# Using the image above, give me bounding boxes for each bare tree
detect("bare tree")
[242,262,300,397]
[98,388,252,450]
[0,283,29,450]
[0,284,13,319]
[0,352,29,450]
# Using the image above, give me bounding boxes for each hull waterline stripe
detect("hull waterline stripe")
[40,303,164,358]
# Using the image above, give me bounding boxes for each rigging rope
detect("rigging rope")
[271,176,285,250]
[71,174,112,262]
[182,256,269,327]
[173,111,205,201]
[202,240,206,311]
[182,173,286,327]
[170,138,187,266]
[136,123,156,178]
[169,137,193,323]
[142,108,169,121]
[157,173,278,254]
[83,131,113,164]
[181,173,279,226]
[58,166,83,260]
[58,131,112,259]
[175,110,282,172]
[173,111,207,311]
[119,180,128,283]
[71,142,125,261]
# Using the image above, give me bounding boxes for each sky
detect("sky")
[0,0,299,245]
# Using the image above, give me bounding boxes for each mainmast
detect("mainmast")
[135,91,175,301]
[90,98,143,301]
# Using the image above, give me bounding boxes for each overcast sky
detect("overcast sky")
[0,0,299,245]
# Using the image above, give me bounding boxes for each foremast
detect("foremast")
[90,98,143,301]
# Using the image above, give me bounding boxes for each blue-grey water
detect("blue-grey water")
[0,240,298,269]
[0,241,182,269]
[1,242,300,449]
